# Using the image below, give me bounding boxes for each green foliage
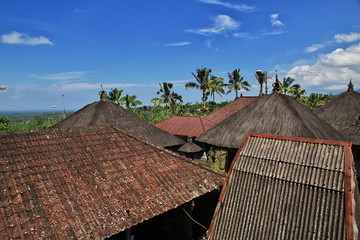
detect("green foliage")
[120,94,142,110]
[282,77,295,95]
[207,149,227,172]
[301,93,336,111]
[227,68,251,99]
[209,76,225,102]
[1,112,70,132]
[0,116,10,131]
[186,67,212,109]
[152,82,183,116]
[106,88,123,105]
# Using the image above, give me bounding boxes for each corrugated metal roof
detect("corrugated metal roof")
[155,116,216,137]
[208,133,358,240]
[0,126,224,239]
[205,97,258,124]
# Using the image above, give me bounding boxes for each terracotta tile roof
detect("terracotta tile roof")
[205,96,258,124]
[208,133,358,240]
[155,116,216,137]
[0,126,224,239]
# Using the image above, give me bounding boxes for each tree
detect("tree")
[151,82,183,115]
[209,76,225,102]
[254,70,271,96]
[120,94,142,109]
[289,84,306,102]
[0,116,10,132]
[185,67,212,110]
[282,77,295,95]
[227,68,251,99]
[106,88,123,105]
[303,93,335,111]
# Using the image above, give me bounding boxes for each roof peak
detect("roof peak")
[99,85,107,101]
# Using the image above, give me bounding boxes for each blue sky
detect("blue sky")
[1,0,360,112]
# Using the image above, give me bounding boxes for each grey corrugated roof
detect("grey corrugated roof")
[208,133,358,240]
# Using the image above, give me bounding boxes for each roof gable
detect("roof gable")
[0,126,224,239]
[155,116,216,137]
[208,133,357,239]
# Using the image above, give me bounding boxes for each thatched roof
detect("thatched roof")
[315,91,360,145]
[52,99,184,148]
[205,96,258,124]
[178,142,203,153]
[196,93,346,149]
[342,124,360,146]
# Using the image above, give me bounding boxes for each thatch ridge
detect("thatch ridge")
[52,100,184,147]
[197,93,346,149]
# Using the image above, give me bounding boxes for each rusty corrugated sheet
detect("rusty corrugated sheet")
[208,133,358,240]
[0,126,224,239]
[205,96,258,124]
[155,116,216,137]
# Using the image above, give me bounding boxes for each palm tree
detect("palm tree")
[289,84,306,103]
[152,82,183,115]
[209,76,225,102]
[227,69,251,99]
[106,88,123,105]
[185,67,212,110]
[254,70,271,96]
[120,94,142,109]
[303,93,334,111]
[282,77,295,95]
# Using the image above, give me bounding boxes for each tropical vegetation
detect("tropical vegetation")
[1,67,351,132]
[227,68,251,99]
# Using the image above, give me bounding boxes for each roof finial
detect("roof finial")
[272,70,282,94]
[347,79,354,92]
[99,84,107,101]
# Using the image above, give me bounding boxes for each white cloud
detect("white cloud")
[270,14,284,27]
[319,44,360,67]
[305,43,325,53]
[287,43,360,91]
[59,82,147,91]
[335,32,360,43]
[1,31,53,45]
[262,31,285,36]
[198,0,255,11]
[165,41,191,47]
[186,15,239,37]
[31,71,87,80]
